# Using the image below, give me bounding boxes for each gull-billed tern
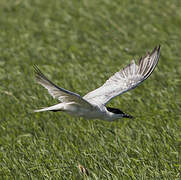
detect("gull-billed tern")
[34,45,160,121]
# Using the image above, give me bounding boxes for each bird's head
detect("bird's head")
[106,107,133,120]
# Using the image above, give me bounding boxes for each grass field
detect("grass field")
[0,0,181,179]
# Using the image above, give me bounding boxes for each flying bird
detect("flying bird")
[34,45,160,121]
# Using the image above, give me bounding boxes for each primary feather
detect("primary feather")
[83,45,160,106]
[34,65,93,109]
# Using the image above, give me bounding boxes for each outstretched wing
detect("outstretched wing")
[83,45,161,106]
[34,65,94,109]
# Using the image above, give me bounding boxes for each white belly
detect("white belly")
[64,104,106,119]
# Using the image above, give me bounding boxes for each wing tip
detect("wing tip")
[151,44,161,63]
[150,45,161,56]
[157,44,161,55]
[33,64,41,75]
[33,65,48,82]
[144,45,161,78]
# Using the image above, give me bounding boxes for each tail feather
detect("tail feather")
[34,103,65,112]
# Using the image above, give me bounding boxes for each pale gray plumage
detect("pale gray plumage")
[34,45,160,121]
[83,46,160,106]
[34,66,93,109]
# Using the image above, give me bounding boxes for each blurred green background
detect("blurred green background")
[0,0,181,179]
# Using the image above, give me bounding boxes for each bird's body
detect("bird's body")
[35,102,113,121]
[34,46,160,121]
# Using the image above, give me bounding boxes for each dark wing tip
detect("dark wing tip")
[137,45,161,80]
[33,64,41,75]
[144,45,161,78]
[147,45,160,55]
[33,65,49,83]
[153,45,161,56]
[152,44,161,63]
[150,45,161,56]
[157,45,161,54]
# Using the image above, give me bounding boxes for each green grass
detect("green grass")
[0,0,181,179]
